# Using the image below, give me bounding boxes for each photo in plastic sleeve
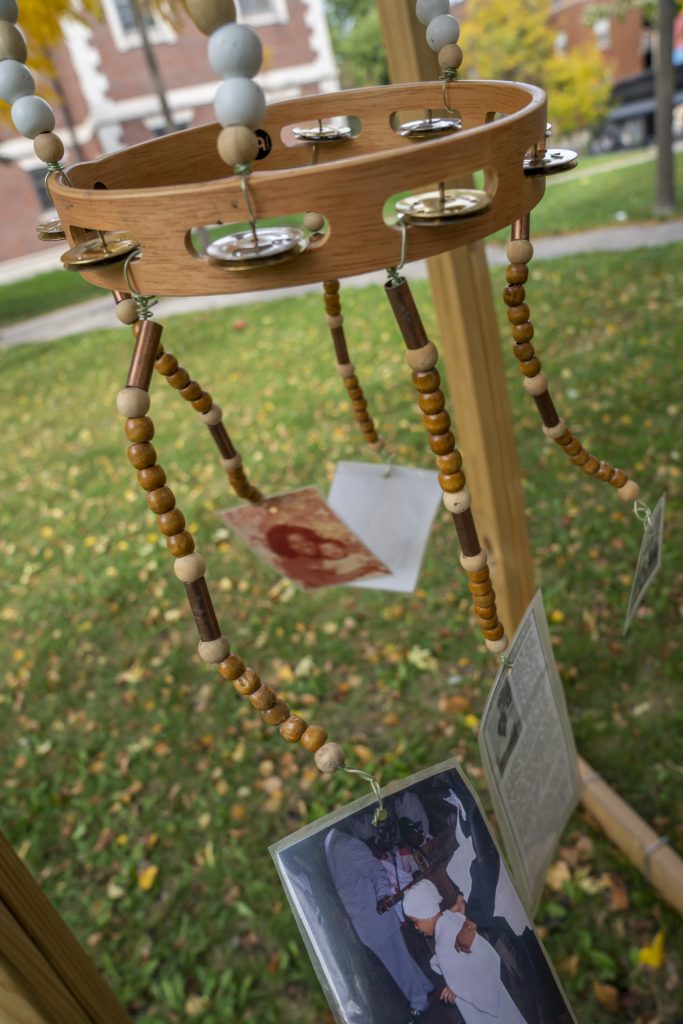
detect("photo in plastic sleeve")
[220,487,391,590]
[623,493,666,634]
[271,759,576,1024]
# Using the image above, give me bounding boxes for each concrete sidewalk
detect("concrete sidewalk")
[2,218,683,349]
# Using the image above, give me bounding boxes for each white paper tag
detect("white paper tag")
[623,493,666,635]
[479,591,581,914]
[271,757,576,1024]
[327,461,442,593]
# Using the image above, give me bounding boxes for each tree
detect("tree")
[324,0,389,87]
[464,0,612,137]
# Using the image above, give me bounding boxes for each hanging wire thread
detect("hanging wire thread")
[123,250,157,320]
[343,765,387,825]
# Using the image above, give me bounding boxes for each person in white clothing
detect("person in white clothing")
[403,880,527,1024]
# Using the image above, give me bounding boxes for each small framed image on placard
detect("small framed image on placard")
[327,462,442,593]
[271,758,576,1024]
[623,493,666,635]
[220,487,390,589]
[479,591,581,914]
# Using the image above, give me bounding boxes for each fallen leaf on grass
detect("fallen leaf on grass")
[545,860,571,892]
[593,980,620,1011]
[557,954,580,977]
[184,994,210,1016]
[638,929,665,969]
[137,863,159,892]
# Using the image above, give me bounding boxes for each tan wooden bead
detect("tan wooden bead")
[261,700,290,725]
[474,604,497,621]
[483,623,505,641]
[167,368,190,390]
[609,468,628,489]
[438,471,466,493]
[618,480,640,502]
[475,614,497,630]
[520,358,542,378]
[513,342,535,362]
[343,374,359,389]
[193,392,213,413]
[33,131,64,164]
[443,487,471,514]
[417,391,445,415]
[474,589,496,609]
[234,669,262,696]
[542,419,567,440]
[460,551,487,572]
[197,636,230,663]
[523,372,548,396]
[314,741,346,774]
[582,456,600,475]
[429,431,455,456]
[167,531,195,557]
[127,442,156,469]
[158,508,186,536]
[280,714,308,742]
[216,124,259,166]
[506,239,533,264]
[184,0,236,35]
[485,635,509,654]
[351,398,368,412]
[138,464,167,491]
[326,313,343,329]
[202,404,223,426]
[596,461,615,482]
[512,322,534,343]
[173,552,206,583]
[564,438,582,456]
[117,387,150,418]
[438,42,462,70]
[300,724,328,752]
[570,451,590,467]
[347,386,363,401]
[218,653,246,680]
[180,381,203,402]
[323,280,339,295]
[468,579,493,597]
[506,263,528,285]
[412,369,441,392]
[336,362,355,378]
[555,431,573,447]
[0,21,27,62]
[147,486,175,514]
[369,438,385,453]
[424,410,450,435]
[436,450,462,474]
[222,454,242,470]
[249,684,276,711]
[116,298,139,324]
[304,211,325,232]
[507,304,530,326]
[468,568,490,583]
[405,341,438,372]
[156,353,178,375]
[503,284,525,307]
[125,416,154,443]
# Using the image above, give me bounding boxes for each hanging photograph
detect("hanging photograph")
[271,758,576,1024]
[327,461,443,593]
[220,487,391,589]
[479,592,581,913]
[623,493,666,634]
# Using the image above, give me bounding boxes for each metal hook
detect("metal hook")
[634,499,653,532]
[386,220,409,285]
[441,77,459,114]
[499,653,514,670]
[343,765,387,825]
[235,165,259,247]
[123,249,156,320]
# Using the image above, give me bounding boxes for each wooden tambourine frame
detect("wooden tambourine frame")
[49,80,546,297]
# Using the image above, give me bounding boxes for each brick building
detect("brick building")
[549,0,649,81]
[0,0,338,261]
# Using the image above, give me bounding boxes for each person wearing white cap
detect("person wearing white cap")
[403,880,527,1024]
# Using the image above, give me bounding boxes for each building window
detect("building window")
[236,0,288,26]
[102,0,177,52]
[593,17,611,51]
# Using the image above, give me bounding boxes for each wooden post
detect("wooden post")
[377,0,535,634]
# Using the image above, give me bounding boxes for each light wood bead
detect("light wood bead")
[326,313,343,329]
[216,124,259,166]
[116,298,139,324]
[184,0,236,35]
[618,480,640,502]
[127,442,156,469]
[158,508,186,536]
[125,416,154,443]
[300,724,328,752]
[336,362,355,378]
[542,419,567,440]
[261,700,289,725]
[506,239,533,264]
[0,21,25,62]
[304,211,325,232]
[443,487,471,514]
[249,684,276,711]
[138,464,166,491]
[406,341,438,372]
[218,653,245,680]
[485,636,509,654]
[438,43,462,71]
[202,405,223,426]
[222,454,242,470]
[117,387,150,418]
[33,131,64,164]
[280,715,307,742]
[147,486,175,513]
[523,372,548,395]
[314,741,346,774]
[167,531,195,557]
[174,552,206,582]
[198,637,230,663]
[460,551,487,572]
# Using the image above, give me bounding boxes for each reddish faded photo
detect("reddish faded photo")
[221,487,391,589]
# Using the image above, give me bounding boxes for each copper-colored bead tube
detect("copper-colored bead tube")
[127,320,163,391]
[385,277,430,350]
[452,510,481,557]
[209,423,238,459]
[185,577,221,642]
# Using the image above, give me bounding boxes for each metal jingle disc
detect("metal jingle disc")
[206,226,307,267]
[395,188,491,224]
[524,148,578,176]
[61,230,140,269]
[398,117,462,139]
[208,237,309,271]
[37,218,66,241]
[292,125,352,142]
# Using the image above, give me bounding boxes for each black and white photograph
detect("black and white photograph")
[271,760,575,1024]
[623,493,666,634]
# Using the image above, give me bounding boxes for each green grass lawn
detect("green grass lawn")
[0,244,681,1023]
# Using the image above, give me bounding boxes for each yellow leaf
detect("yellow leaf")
[593,981,619,1012]
[463,713,479,732]
[550,609,565,624]
[106,881,125,901]
[638,929,665,969]
[137,863,159,892]
[545,860,571,892]
[184,995,210,1017]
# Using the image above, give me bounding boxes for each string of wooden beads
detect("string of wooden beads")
[505,218,640,504]
[323,280,384,454]
[183,0,265,171]
[385,276,507,654]
[118,318,342,771]
[416,0,463,78]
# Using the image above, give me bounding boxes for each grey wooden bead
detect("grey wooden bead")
[0,21,27,62]
[0,59,34,105]
[426,13,460,51]
[0,0,18,23]
[214,77,266,129]
[11,94,55,139]
[416,0,449,27]
[208,23,262,79]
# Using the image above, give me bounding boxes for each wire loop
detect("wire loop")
[634,499,653,532]
[342,765,387,825]
[123,250,157,320]
[441,77,459,113]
